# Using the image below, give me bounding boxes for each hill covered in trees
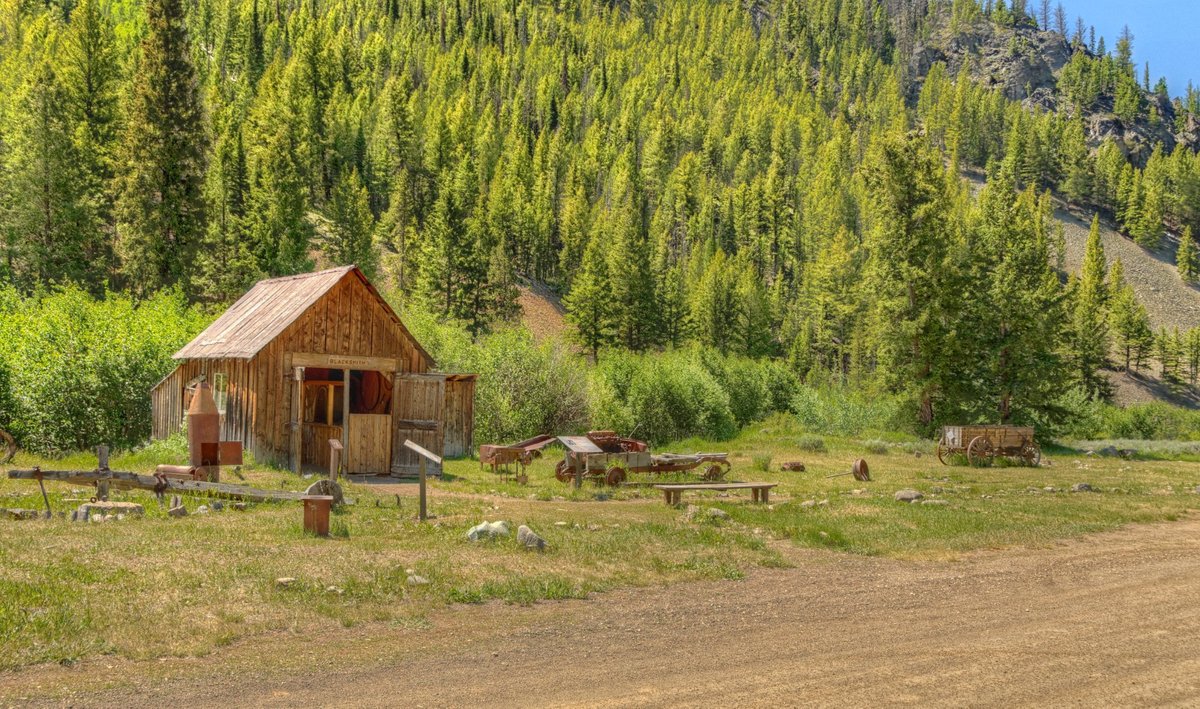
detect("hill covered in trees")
[3,0,1200,432]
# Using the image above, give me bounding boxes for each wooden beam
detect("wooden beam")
[8,469,309,503]
[342,368,350,472]
[290,352,400,372]
[403,438,443,465]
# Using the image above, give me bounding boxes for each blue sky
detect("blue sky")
[1065,0,1200,96]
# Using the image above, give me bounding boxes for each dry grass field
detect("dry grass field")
[1,415,1198,691]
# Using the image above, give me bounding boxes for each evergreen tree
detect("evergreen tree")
[863,133,955,428]
[327,169,378,277]
[114,0,208,296]
[1072,215,1111,398]
[5,62,92,290]
[1178,226,1198,281]
[564,236,615,361]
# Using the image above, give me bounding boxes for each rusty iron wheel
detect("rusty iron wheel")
[967,436,992,467]
[852,458,871,482]
[0,428,14,465]
[936,440,949,465]
[605,467,627,486]
[1022,443,1042,468]
[554,460,573,483]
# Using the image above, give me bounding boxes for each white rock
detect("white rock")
[517,524,547,551]
[467,520,511,541]
[407,574,430,586]
[894,489,924,503]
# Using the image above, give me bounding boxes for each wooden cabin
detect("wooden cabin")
[150,266,475,475]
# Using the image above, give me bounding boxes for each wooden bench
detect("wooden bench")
[654,482,778,506]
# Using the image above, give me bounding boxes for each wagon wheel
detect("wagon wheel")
[0,428,14,465]
[935,439,949,466]
[554,460,574,483]
[701,463,728,481]
[967,436,993,466]
[605,467,627,487]
[1021,443,1042,467]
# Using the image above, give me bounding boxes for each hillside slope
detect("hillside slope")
[1056,207,1200,331]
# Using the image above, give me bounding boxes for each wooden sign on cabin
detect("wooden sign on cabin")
[150,266,476,477]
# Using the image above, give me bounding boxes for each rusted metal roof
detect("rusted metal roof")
[174,266,433,363]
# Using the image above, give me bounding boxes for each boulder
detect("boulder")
[467,520,510,541]
[516,525,547,552]
[894,489,924,503]
[1071,482,1094,493]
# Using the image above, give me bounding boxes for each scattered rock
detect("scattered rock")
[275,577,296,588]
[516,524,547,551]
[554,521,568,527]
[706,508,730,520]
[780,462,806,472]
[1071,483,1094,493]
[406,574,430,586]
[77,501,144,518]
[931,486,943,494]
[233,502,248,511]
[816,499,829,507]
[467,520,510,541]
[167,505,188,518]
[305,479,345,506]
[325,586,344,595]
[211,500,225,512]
[1194,485,1200,495]
[800,500,816,509]
[196,505,210,515]
[1097,446,1120,458]
[894,489,924,503]
[1043,487,1058,493]
[922,499,950,506]
[1,508,41,521]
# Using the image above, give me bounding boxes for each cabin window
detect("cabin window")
[212,372,228,415]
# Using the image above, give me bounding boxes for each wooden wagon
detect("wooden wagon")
[936,425,1041,466]
[553,432,731,486]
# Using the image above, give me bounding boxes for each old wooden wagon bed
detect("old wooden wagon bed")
[937,425,1041,466]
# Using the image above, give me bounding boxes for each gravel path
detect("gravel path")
[8,516,1199,707]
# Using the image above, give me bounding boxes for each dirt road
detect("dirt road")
[8,518,1200,707]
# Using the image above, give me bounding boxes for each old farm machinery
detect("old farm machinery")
[553,431,731,486]
[478,434,557,483]
[936,425,1041,467]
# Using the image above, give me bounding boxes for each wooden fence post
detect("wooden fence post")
[328,439,343,481]
[96,445,110,501]
[403,439,441,523]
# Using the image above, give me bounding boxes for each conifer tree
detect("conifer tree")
[1072,215,1111,398]
[564,236,615,361]
[5,62,92,290]
[114,0,208,296]
[327,169,378,277]
[863,133,955,428]
[1178,226,1198,281]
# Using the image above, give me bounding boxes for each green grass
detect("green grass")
[1,413,1197,670]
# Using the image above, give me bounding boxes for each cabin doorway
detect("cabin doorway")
[297,366,393,475]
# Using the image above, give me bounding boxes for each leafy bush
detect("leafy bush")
[0,286,207,454]
[862,439,889,455]
[792,385,904,436]
[797,435,827,453]
[752,454,772,472]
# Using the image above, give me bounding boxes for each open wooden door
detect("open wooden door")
[391,373,444,476]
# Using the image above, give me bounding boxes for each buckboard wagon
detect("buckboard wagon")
[554,431,731,486]
[936,425,1041,466]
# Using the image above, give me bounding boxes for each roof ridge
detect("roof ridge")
[254,264,356,285]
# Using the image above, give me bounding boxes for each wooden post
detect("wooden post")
[341,369,351,473]
[290,367,304,474]
[403,440,441,523]
[418,456,427,522]
[96,445,110,501]
[328,439,343,481]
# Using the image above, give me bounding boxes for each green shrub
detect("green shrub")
[797,435,827,453]
[752,454,772,472]
[792,385,904,436]
[862,439,889,455]
[0,286,207,454]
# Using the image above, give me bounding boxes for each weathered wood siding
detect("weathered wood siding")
[442,378,475,458]
[152,271,436,469]
[392,374,444,475]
